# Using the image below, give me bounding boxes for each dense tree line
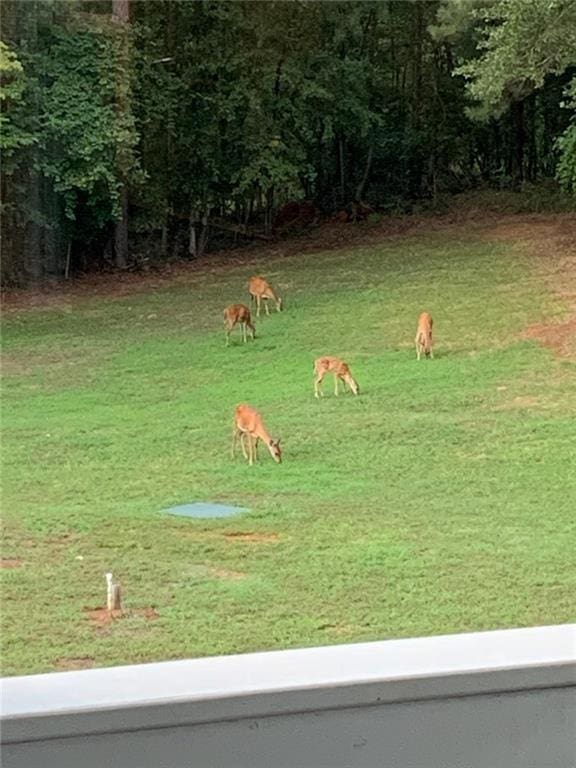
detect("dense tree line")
[1,0,575,285]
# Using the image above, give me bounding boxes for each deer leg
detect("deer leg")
[265,300,270,316]
[429,337,434,359]
[416,338,421,361]
[249,322,256,340]
[232,427,240,458]
[248,435,255,466]
[314,372,324,398]
[240,432,250,460]
[256,295,261,317]
[334,374,339,396]
[242,323,247,343]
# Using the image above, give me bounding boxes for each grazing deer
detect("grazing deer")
[248,276,283,317]
[415,312,434,360]
[223,304,256,347]
[314,356,359,398]
[232,404,282,466]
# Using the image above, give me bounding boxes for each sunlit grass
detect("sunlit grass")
[2,231,575,675]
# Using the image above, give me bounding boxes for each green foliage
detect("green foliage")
[39,20,138,223]
[455,0,576,115]
[0,41,36,154]
[2,0,575,282]
[2,231,575,674]
[557,125,576,193]
[436,0,576,192]
[556,80,576,193]
[38,24,125,219]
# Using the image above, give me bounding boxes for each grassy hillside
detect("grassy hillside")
[2,226,575,675]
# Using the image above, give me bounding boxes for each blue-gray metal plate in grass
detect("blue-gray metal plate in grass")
[163,503,249,519]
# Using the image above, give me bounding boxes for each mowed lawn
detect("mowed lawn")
[2,228,575,675]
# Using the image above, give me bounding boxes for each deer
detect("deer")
[248,276,283,317]
[314,356,359,398]
[223,304,256,347]
[415,312,434,360]
[232,404,282,466]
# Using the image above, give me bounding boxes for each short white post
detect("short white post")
[106,572,122,613]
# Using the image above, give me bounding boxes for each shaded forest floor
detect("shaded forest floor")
[1,211,575,675]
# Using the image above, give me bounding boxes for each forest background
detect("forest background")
[1,0,575,285]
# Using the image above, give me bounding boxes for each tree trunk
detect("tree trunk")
[264,186,274,237]
[189,204,209,258]
[189,204,197,258]
[338,137,346,204]
[160,216,168,258]
[511,100,525,190]
[355,145,374,202]
[412,2,424,131]
[113,0,130,268]
[199,212,209,255]
[115,185,129,268]
[526,94,537,182]
[410,2,424,196]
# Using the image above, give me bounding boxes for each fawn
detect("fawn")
[314,356,359,398]
[415,312,434,360]
[232,404,282,465]
[248,276,283,317]
[223,304,256,346]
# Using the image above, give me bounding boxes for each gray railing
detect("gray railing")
[1,624,575,767]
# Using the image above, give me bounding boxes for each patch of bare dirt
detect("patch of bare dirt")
[45,533,78,546]
[484,214,576,251]
[1,357,32,376]
[141,607,160,620]
[1,558,23,569]
[210,567,246,581]
[84,607,123,628]
[522,318,576,358]
[223,532,280,543]
[483,214,576,359]
[84,606,159,630]
[55,656,95,671]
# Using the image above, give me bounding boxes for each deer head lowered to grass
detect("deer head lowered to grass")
[248,276,283,317]
[232,404,282,466]
[223,303,256,346]
[313,356,360,398]
[415,312,434,360]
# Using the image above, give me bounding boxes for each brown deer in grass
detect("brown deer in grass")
[232,404,282,466]
[223,304,256,347]
[314,356,359,398]
[415,312,433,360]
[248,276,283,317]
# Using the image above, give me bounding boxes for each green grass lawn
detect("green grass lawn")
[2,228,575,675]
